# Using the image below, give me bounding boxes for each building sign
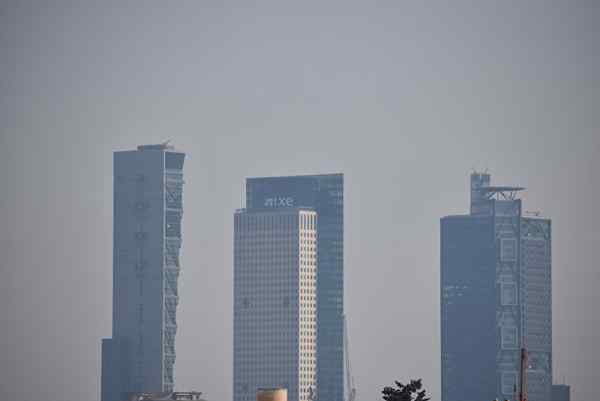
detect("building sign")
[247,177,317,210]
[264,196,294,208]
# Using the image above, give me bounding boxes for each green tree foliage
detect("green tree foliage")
[381,379,430,401]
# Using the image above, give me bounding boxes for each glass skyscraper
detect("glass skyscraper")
[441,172,552,401]
[101,143,185,401]
[244,174,344,401]
[233,208,318,401]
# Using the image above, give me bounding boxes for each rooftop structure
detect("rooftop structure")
[551,384,570,401]
[126,392,203,401]
[256,388,288,401]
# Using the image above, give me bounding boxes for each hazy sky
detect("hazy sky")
[1,2,599,401]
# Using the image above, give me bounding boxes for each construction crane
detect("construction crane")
[512,348,528,401]
[343,315,357,401]
[519,348,528,401]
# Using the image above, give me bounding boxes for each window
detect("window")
[134,200,149,213]
[166,210,182,238]
[137,334,144,356]
[501,282,517,305]
[501,238,517,261]
[501,326,518,349]
[501,371,517,395]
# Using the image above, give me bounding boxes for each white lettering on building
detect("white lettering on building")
[264,196,294,207]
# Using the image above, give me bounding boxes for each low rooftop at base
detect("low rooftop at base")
[126,392,203,401]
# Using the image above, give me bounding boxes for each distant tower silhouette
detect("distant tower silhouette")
[101,143,185,401]
[441,172,552,401]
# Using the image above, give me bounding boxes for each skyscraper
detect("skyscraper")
[440,172,552,401]
[233,208,318,401]
[244,174,344,401]
[102,143,185,401]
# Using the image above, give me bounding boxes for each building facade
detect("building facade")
[234,208,318,401]
[551,384,570,401]
[441,173,552,401]
[245,174,343,401]
[102,143,185,401]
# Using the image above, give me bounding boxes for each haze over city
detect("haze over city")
[1,2,599,401]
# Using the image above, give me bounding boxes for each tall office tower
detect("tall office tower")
[101,143,185,401]
[245,174,343,401]
[233,208,318,401]
[441,172,552,401]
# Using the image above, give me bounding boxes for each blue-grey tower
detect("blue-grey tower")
[101,143,185,401]
[441,172,552,401]
[242,174,344,401]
